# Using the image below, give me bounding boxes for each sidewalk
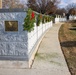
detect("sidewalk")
[0,23,71,75]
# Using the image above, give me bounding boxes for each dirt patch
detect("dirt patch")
[59,21,76,75]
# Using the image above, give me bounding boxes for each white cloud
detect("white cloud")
[61,1,67,5]
[20,0,27,4]
[68,0,76,3]
[58,0,67,8]
[59,0,76,8]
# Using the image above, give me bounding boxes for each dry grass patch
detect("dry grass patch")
[59,21,76,75]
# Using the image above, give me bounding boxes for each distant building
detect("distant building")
[0,0,2,9]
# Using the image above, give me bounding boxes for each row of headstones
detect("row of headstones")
[55,15,76,22]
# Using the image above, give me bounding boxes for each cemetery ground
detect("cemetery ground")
[59,20,76,75]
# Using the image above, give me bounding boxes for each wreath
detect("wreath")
[36,14,42,26]
[23,9,35,32]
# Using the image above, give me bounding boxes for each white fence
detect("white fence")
[28,21,53,53]
[62,15,76,22]
[55,15,76,23]
[69,15,76,20]
[0,10,76,68]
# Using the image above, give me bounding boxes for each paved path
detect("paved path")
[0,23,71,75]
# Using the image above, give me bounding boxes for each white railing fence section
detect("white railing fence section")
[28,14,76,53]
[28,21,53,53]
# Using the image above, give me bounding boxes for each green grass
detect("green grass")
[35,53,59,60]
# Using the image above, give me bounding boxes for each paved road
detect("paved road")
[0,23,71,75]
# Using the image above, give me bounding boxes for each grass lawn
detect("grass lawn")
[59,20,76,75]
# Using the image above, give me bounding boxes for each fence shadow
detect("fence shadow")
[60,41,76,47]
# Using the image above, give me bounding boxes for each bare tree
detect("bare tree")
[66,3,76,15]
[69,8,76,15]
[27,0,60,14]
[55,8,66,15]
[2,0,24,8]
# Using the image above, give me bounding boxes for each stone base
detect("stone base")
[0,29,50,69]
[0,61,29,69]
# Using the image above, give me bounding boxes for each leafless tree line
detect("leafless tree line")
[2,0,76,15]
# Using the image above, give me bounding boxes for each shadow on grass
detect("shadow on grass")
[69,27,76,30]
[60,41,76,47]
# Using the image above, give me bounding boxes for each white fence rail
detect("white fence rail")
[28,21,53,53]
